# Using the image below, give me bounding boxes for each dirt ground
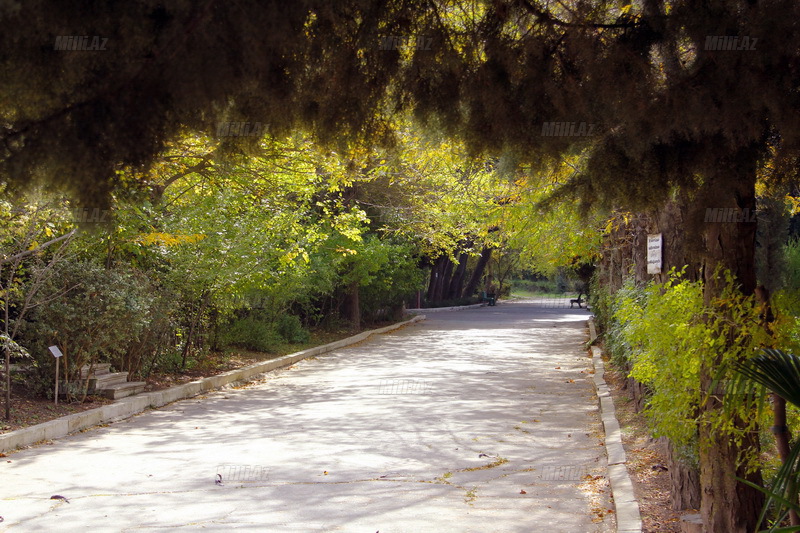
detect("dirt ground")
[0,391,114,434]
[604,356,683,533]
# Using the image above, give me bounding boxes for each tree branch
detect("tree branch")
[0,229,76,266]
[517,0,641,29]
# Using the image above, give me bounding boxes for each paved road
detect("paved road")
[1,301,613,532]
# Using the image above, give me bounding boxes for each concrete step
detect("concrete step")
[79,363,112,379]
[680,513,702,533]
[89,372,129,390]
[100,381,147,400]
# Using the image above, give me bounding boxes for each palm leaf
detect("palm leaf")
[732,348,800,409]
[739,440,800,532]
[733,348,800,531]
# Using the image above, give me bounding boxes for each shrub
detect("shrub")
[602,276,641,367]
[354,238,425,322]
[220,316,281,352]
[587,271,613,333]
[276,314,310,344]
[611,269,769,467]
[16,261,156,399]
[785,239,800,292]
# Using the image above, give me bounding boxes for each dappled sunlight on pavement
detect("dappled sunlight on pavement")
[1,301,611,532]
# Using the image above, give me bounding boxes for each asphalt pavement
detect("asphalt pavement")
[1,300,613,532]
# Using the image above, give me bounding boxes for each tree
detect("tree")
[0,196,75,418]
[0,1,434,203]
[5,2,800,526]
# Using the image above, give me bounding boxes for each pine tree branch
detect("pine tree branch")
[517,0,641,29]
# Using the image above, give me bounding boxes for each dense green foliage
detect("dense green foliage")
[785,239,800,293]
[605,267,800,473]
[1,123,593,404]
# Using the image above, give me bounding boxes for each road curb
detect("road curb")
[588,317,643,533]
[0,314,427,454]
[405,302,491,313]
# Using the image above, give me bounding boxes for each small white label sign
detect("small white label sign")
[647,234,663,274]
[48,345,63,358]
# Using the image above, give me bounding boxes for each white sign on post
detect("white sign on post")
[49,345,62,405]
[647,234,663,275]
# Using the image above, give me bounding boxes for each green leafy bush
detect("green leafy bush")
[349,237,425,322]
[611,269,769,465]
[276,314,310,344]
[220,316,281,352]
[147,350,188,374]
[772,289,800,356]
[17,261,156,399]
[784,239,800,292]
[613,272,705,450]
[587,271,613,334]
[603,277,642,367]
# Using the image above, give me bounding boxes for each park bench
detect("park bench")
[570,293,585,308]
[481,291,496,306]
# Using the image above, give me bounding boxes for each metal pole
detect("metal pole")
[54,356,59,406]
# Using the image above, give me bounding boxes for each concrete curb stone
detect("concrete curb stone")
[588,317,643,533]
[0,314,426,454]
[405,302,492,313]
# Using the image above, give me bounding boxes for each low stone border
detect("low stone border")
[0,315,427,454]
[588,317,643,533]
[405,300,498,313]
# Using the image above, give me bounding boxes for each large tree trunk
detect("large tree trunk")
[696,149,763,532]
[461,247,492,298]
[435,258,454,302]
[651,193,701,285]
[647,195,704,509]
[447,252,469,300]
[181,290,209,370]
[660,438,702,511]
[347,280,360,330]
[426,257,446,302]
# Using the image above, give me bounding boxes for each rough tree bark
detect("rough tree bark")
[435,259,454,302]
[696,149,763,532]
[660,438,702,511]
[447,252,469,300]
[347,280,360,330]
[461,247,493,299]
[426,257,447,302]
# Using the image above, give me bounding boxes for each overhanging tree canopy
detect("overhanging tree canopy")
[3,1,800,529]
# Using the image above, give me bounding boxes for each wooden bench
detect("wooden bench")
[570,293,584,308]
